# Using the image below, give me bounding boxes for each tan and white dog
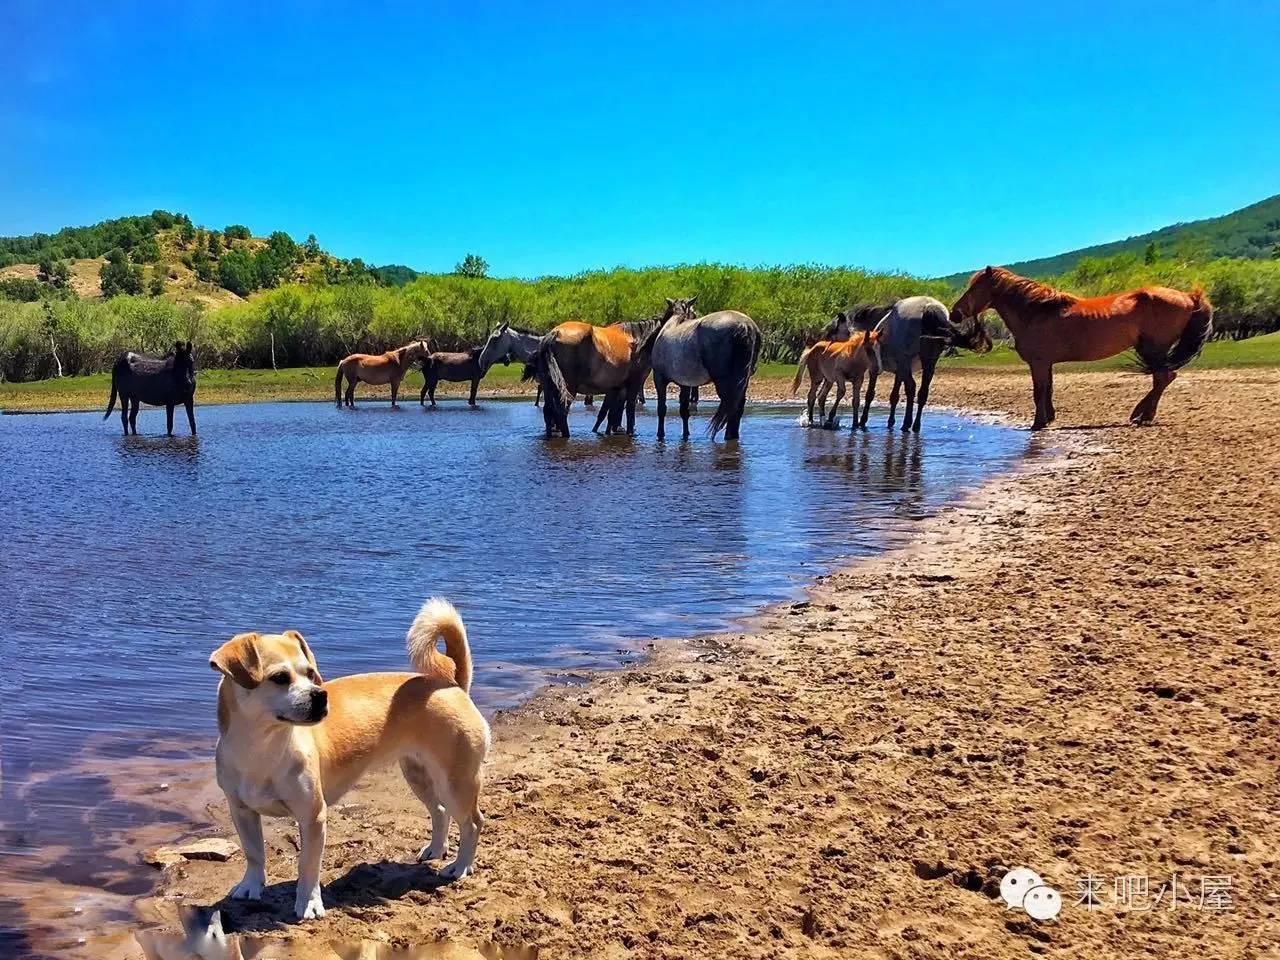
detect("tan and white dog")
[209,598,489,920]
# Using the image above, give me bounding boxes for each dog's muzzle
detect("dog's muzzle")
[306,688,329,723]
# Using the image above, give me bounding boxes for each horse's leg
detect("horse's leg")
[860,368,877,430]
[912,357,938,433]
[535,383,542,407]
[592,393,611,433]
[679,386,692,441]
[726,384,746,441]
[887,374,902,430]
[1029,363,1050,430]
[816,380,832,423]
[428,377,437,409]
[166,404,175,436]
[584,394,595,408]
[120,394,130,435]
[390,377,400,410]
[185,398,197,436]
[900,369,916,433]
[344,376,356,408]
[690,386,700,410]
[625,385,638,436]
[420,377,428,406]
[805,377,818,425]
[848,373,863,432]
[826,377,846,429]
[1136,370,1175,424]
[1045,366,1057,424]
[655,375,669,441]
[468,379,479,408]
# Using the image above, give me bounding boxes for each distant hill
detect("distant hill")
[372,264,420,286]
[0,211,374,306]
[942,193,1280,283]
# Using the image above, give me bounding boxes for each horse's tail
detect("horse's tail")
[709,323,759,438]
[523,338,570,427]
[792,345,815,394]
[334,362,345,404]
[1136,289,1214,374]
[103,372,118,419]
[406,597,472,693]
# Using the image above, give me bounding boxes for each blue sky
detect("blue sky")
[2,1,1277,278]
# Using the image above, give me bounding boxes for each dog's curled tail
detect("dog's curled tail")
[406,597,473,693]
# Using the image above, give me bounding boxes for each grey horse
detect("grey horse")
[871,296,992,432]
[478,321,603,409]
[648,297,762,441]
[103,341,197,436]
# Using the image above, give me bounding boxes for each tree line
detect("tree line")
[2,249,1278,383]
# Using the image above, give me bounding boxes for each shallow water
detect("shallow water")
[0,397,1026,946]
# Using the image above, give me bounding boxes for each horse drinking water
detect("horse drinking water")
[103,341,198,436]
[649,297,763,441]
[334,340,429,409]
[870,296,992,433]
[951,266,1212,429]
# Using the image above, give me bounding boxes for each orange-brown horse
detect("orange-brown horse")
[791,330,879,429]
[334,340,429,409]
[951,266,1212,429]
[523,317,661,437]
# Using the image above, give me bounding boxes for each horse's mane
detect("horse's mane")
[505,323,542,337]
[982,267,1078,308]
[616,315,663,341]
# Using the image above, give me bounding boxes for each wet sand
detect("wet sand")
[52,367,1280,956]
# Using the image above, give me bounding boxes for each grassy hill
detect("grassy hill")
[943,193,1280,282]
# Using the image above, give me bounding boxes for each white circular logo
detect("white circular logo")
[1000,867,1043,909]
[1023,884,1063,921]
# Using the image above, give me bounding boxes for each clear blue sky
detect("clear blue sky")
[2,1,1277,278]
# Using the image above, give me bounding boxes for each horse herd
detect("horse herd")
[103,267,1214,438]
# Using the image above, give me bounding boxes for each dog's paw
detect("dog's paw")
[417,842,447,862]
[230,873,264,901]
[295,885,326,920]
[438,859,473,882]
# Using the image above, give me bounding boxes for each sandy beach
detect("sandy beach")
[81,366,1280,957]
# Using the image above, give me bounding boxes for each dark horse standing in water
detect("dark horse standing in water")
[870,296,992,433]
[104,341,197,436]
[420,347,486,408]
[649,297,762,441]
[951,266,1212,429]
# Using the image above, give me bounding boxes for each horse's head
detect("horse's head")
[478,321,512,370]
[824,311,851,342]
[663,296,698,321]
[951,266,997,330]
[173,341,196,379]
[402,340,430,365]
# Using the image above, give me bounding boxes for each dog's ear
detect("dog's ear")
[283,629,322,683]
[209,632,263,689]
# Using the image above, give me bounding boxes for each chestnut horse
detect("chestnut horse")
[334,340,429,409]
[523,317,662,438]
[952,267,1212,429]
[791,330,878,429]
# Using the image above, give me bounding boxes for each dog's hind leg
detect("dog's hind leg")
[401,758,450,862]
[437,770,484,882]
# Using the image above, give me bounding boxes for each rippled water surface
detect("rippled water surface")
[0,398,1026,945]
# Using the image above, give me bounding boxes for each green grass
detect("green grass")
[0,363,533,413]
[3,335,1277,413]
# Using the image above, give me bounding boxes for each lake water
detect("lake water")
[0,397,1027,951]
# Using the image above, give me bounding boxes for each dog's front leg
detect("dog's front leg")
[294,806,327,920]
[227,799,266,900]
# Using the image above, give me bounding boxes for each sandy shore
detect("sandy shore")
[83,367,1280,956]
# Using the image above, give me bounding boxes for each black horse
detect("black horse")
[104,341,197,436]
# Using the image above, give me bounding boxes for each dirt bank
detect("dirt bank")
[114,367,1280,956]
